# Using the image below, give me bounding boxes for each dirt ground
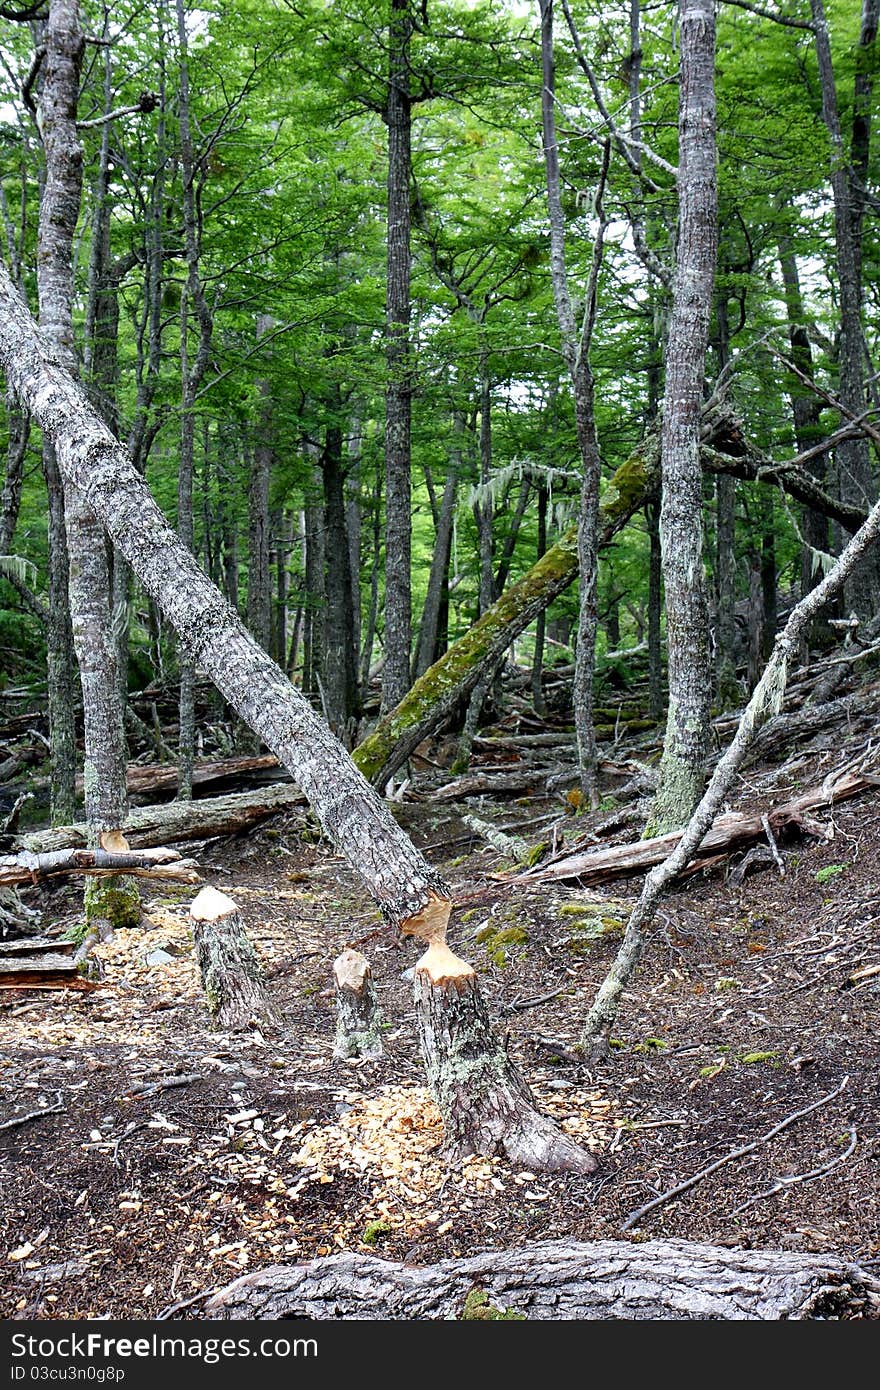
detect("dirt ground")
[2,738,879,1320]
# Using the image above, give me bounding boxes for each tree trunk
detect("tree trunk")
[648,0,717,834]
[413,454,458,679]
[321,420,359,737]
[190,885,278,1032]
[0,259,592,1175]
[382,0,413,712]
[204,1238,880,1320]
[531,481,549,714]
[246,319,273,652]
[333,948,383,1060]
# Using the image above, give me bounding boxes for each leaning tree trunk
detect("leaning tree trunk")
[647,0,717,835]
[0,258,594,1177]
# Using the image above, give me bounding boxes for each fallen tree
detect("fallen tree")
[354,409,866,790]
[202,1237,880,1320]
[0,259,593,1175]
[0,844,200,887]
[15,784,305,854]
[509,762,877,886]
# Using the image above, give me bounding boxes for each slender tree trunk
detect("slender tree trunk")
[175,0,214,797]
[647,498,663,721]
[531,481,548,715]
[382,0,413,712]
[272,508,289,668]
[648,0,717,834]
[810,0,879,618]
[360,468,382,690]
[538,0,604,807]
[0,390,28,555]
[321,420,359,737]
[414,452,459,680]
[0,261,595,1175]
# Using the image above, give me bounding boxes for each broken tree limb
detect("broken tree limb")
[14,784,305,854]
[0,846,201,886]
[580,460,880,1052]
[509,765,874,886]
[190,886,279,1033]
[203,1236,880,1320]
[333,949,384,1060]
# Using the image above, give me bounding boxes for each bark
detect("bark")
[530,481,549,714]
[204,1237,880,1321]
[0,260,593,1172]
[272,509,290,669]
[39,0,128,864]
[175,0,214,798]
[516,764,876,887]
[333,948,384,1060]
[382,0,413,712]
[321,418,359,736]
[649,0,717,834]
[190,885,278,1032]
[810,0,878,618]
[538,0,604,806]
[0,845,200,887]
[581,449,880,1051]
[411,914,596,1173]
[246,318,273,652]
[17,784,306,854]
[647,498,663,720]
[302,482,325,699]
[0,387,28,556]
[413,453,458,680]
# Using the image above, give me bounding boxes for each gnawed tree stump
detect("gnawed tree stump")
[190,886,278,1032]
[407,897,597,1174]
[333,949,384,1060]
[204,1237,880,1320]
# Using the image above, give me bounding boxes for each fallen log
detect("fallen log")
[0,846,201,886]
[14,784,304,855]
[509,765,877,886]
[203,1237,880,1320]
[0,937,79,988]
[353,407,856,791]
[118,753,287,800]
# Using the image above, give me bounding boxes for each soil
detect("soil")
[1,735,879,1320]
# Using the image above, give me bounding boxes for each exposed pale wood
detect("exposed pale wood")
[513,769,877,886]
[400,892,452,947]
[204,1237,880,1320]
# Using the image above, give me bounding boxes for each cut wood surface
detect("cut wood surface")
[14,785,304,855]
[204,1237,880,1320]
[510,768,877,885]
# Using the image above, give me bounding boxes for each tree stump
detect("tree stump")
[407,896,597,1174]
[190,885,278,1032]
[333,948,384,1060]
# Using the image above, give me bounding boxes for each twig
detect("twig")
[502,982,571,1014]
[620,1076,850,1232]
[760,813,785,877]
[0,1091,64,1131]
[729,1126,858,1217]
[155,1284,226,1321]
[126,1072,203,1099]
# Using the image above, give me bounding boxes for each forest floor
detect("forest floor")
[1,726,879,1320]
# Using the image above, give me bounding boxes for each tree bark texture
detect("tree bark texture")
[190,885,278,1032]
[650,0,717,833]
[333,948,384,1060]
[204,1237,880,1320]
[382,0,413,712]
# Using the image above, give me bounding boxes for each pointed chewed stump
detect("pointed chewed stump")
[333,948,384,1061]
[190,885,279,1032]
[405,895,597,1175]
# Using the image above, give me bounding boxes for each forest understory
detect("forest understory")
[1,653,879,1321]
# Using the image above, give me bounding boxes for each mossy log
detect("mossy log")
[190,886,279,1032]
[333,948,384,1060]
[204,1237,880,1320]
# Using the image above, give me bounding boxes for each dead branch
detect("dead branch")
[620,1077,850,1233]
[729,1126,858,1217]
[0,846,201,886]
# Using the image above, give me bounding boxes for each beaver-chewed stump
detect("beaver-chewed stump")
[333,948,384,1060]
[190,885,278,1032]
[406,895,597,1175]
